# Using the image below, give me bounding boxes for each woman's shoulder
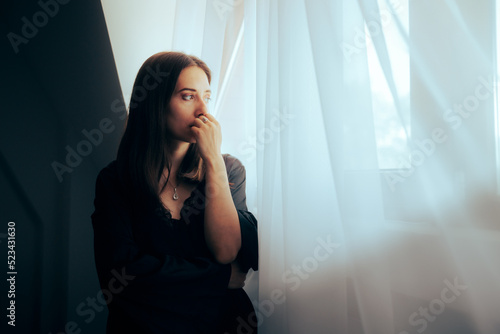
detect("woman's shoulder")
[94,160,126,195]
[96,160,119,183]
[222,153,245,172]
[93,160,138,207]
[221,154,246,185]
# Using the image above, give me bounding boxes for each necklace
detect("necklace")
[168,179,179,200]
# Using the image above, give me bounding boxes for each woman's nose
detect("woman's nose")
[195,98,209,115]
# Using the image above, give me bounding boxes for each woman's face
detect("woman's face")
[166,66,211,143]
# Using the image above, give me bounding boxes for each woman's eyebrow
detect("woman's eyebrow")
[177,88,212,93]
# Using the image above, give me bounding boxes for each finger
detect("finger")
[199,115,210,123]
[190,126,200,138]
[203,113,219,125]
[192,117,207,127]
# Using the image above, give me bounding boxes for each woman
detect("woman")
[91,52,258,333]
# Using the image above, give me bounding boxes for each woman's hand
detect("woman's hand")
[195,112,241,264]
[228,260,247,289]
[190,113,222,163]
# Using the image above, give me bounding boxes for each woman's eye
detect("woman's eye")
[204,97,212,103]
[182,95,194,101]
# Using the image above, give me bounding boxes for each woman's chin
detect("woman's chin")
[165,133,196,144]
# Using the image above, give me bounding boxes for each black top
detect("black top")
[91,154,258,333]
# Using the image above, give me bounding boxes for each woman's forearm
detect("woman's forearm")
[203,155,241,264]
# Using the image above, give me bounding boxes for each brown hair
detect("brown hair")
[116,51,211,210]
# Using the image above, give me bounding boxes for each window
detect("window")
[366,0,410,169]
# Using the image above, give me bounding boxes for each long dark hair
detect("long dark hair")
[116,51,211,211]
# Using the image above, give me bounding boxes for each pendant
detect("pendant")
[172,187,179,200]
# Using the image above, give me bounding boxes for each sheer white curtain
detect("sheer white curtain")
[248,0,500,333]
[250,0,389,332]
[103,0,500,333]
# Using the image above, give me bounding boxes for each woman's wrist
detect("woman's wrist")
[204,154,225,173]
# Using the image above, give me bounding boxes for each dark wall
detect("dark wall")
[1,0,126,333]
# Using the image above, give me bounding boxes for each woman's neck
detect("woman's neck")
[166,140,190,176]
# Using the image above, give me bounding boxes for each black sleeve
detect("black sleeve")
[91,165,231,315]
[224,154,259,272]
